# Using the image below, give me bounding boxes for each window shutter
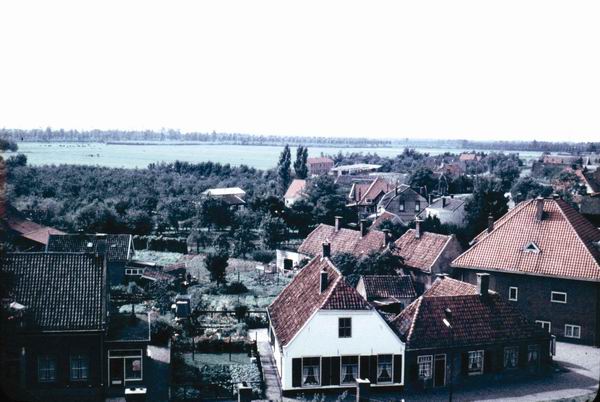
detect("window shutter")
[484,350,493,373]
[331,357,340,386]
[292,358,302,388]
[518,345,527,368]
[369,355,378,384]
[461,352,468,375]
[321,357,331,386]
[393,355,402,383]
[359,356,370,380]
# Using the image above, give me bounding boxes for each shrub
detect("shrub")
[224,281,249,295]
[234,304,249,322]
[251,249,275,264]
[151,315,175,345]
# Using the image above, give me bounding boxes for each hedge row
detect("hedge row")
[133,235,188,253]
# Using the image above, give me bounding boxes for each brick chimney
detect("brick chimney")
[487,215,494,233]
[360,219,368,237]
[320,270,328,293]
[322,242,331,258]
[442,197,447,208]
[477,273,490,296]
[335,216,342,232]
[536,197,544,221]
[415,219,422,239]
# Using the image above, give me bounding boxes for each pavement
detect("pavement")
[250,337,600,402]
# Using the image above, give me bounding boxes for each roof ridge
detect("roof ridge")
[406,296,423,344]
[554,200,600,270]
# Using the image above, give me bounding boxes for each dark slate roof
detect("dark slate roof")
[359,275,417,300]
[392,278,549,350]
[452,198,600,281]
[47,233,134,262]
[0,252,106,332]
[268,256,371,346]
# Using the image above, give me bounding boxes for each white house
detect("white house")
[267,244,405,392]
[417,195,469,227]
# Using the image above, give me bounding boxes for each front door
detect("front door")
[110,358,124,386]
[433,354,446,387]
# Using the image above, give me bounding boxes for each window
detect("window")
[415,201,421,212]
[125,268,143,275]
[38,355,57,382]
[564,324,581,339]
[523,242,540,253]
[302,357,320,386]
[125,357,142,380]
[399,201,405,212]
[340,356,358,384]
[551,291,567,304]
[503,347,519,369]
[377,355,393,383]
[108,349,143,384]
[338,317,352,338]
[508,287,518,301]
[535,320,551,333]
[70,353,89,381]
[467,350,484,375]
[527,345,539,365]
[417,355,433,380]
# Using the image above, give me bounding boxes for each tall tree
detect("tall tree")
[293,146,309,179]
[277,145,292,194]
[204,251,229,286]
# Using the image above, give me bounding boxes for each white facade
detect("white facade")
[276,249,308,271]
[272,309,405,391]
[284,195,301,207]
[422,204,466,227]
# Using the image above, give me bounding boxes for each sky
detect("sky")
[0,0,599,142]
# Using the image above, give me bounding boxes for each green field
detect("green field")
[13,142,543,170]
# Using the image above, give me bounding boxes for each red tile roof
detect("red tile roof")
[359,275,417,300]
[307,157,334,165]
[297,224,386,258]
[452,198,600,281]
[459,153,482,162]
[350,177,393,206]
[392,277,548,349]
[5,209,65,245]
[284,179,307,199]
[393,230,455,273]
[267,256,371,346]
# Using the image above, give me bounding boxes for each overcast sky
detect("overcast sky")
[1,0,599,142]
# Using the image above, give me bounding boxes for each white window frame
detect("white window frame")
[414,201,421,212]
[399,201,405,212]
[338,317,352,338]
[467,350,484,375]
[535,320,551,333]
[417,355,433,380]
[564,324,581,339]
[108,349,143,385]
[38,354,57,383]
[301,357,321,387]
[376,354,393,384]
[550,291,567,304]
[508,287,518,301]
[503,347,519,370]
[340,355,359,385]
[70,353,89,381]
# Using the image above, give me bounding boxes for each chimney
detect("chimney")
[395,186,399,196]
[536,197,545,221]
[360,219,368,237]
[442,197,447,208]
[322,242,331,259]
[335,216,342,232]
[450,194,454,199]
[382,229,392,248]
[320,270,328,293]
[428,194,432,204]
[96,234,108,257]
[436,273,449,279]
[487,215,494,233]
[415,219,422,239]
[476,273,490,296]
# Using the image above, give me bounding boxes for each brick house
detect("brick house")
[392,221,463,294]
[267,245,406,393]
[0,252,150,401]
[307,157,334,176]
[451,197,600,346]
[47,233,135,286]
[391,275,552,391]
[276,217,389,271]
[377,185,428,225]
[356,275,417,313]
[347,177,393,218]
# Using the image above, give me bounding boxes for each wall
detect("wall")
[424,205,466,227]
[280,310,405,390]
[456,269,600,346]
[276,249,308,271]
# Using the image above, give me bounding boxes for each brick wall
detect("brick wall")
[455,269,600,346]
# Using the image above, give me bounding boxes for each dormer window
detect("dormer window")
[523,242,540,253]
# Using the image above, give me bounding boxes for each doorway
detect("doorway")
[434,354,446,387]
